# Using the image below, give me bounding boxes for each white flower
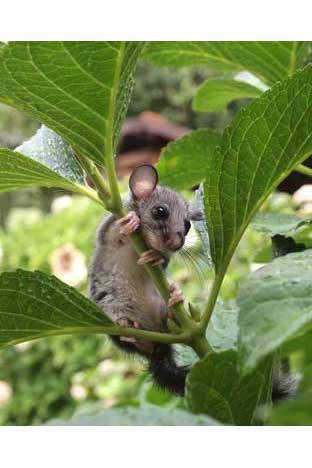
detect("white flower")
[15,342,32,352]
[293,185,312,205]
[70,384,88,401]
[97,359,114,376]
[51,195,73,213]
[0,381,12,406]
[49,243,87,287]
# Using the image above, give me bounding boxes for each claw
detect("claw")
[119,336,136,343]
[116,317,155,354]
[117,317,138,343]
[117,211,140,235]
[117,317,134,328]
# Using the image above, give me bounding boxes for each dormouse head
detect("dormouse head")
[128,165,203,254]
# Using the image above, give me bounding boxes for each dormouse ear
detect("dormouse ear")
[189,207,204,221]
[129,165,158,200]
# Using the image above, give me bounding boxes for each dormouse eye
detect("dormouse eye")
[184,220,191,235]
[151,205,169,220]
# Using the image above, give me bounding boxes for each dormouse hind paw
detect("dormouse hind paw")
[116,317,155,355]
[168,283,184,308]
[117,317,137,343]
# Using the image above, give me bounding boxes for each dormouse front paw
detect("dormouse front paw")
[137,249,166,267]
[117,211,140,235]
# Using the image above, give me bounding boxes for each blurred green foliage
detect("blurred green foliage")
[130,61,237,129]
[0,102,38,147]
[0,191,296,425]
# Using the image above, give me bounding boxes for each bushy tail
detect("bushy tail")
[148,344,189,396]
[113,336,297,401]
[148,346,298,402]
[272,362,298,402]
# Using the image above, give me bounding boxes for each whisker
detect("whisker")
[176,246,210,281]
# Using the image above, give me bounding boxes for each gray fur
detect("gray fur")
[88,184,198,332]
[126,186,192,253]
[89,212,167,331]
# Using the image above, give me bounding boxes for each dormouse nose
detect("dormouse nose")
[165,231,184,251]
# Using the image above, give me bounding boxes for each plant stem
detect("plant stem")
[82,150,206,346]
[77,155,111,207]
[104,146,124,215]
[104,43,125,215]
[80,142,205,345]
[196,158,312,340]
[102,55,194,330]
[199,269,225,333]
[77,185,106,207]
[81,41,196,344]
[190,335,211,358]
[128,231,195,328]
[3,326,189,351]
[107,187,194,329]
[295,163,312,177]
[110,326,189,344]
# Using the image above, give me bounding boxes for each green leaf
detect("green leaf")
[16,125,84,184]
[193,78,262,113]
[0,42,144,165]
[238,250,312,373]
[207,301,239,352]
[204,65,312,274]
[143,42,310,85]
[0,148,92,198]
[157,129,221,190]
[250,212,311,236]
[139,381,179,407]
[47,406,219,426]
[174,301,238,367]
[186,351,264,425]
[268,392,312,425]
[0,269,115,349]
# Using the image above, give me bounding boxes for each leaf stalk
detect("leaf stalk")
[199,269,226,334]
[77,154,111,207]
[295,163,312,177]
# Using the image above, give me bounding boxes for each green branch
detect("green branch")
[199,270,225,333]
[104,43,125,215]
[76,185,106,207]
[77,154,111,208]
[110,326,189,344]
[0,326,190,351]
[79,47,208,356]
[105,161,196,332]
[74,43,211,358]
[83,155,207,353]
[102,44,198,336]
[103,158,197,333]
[295,163,312,177]
[200,157,312,335]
